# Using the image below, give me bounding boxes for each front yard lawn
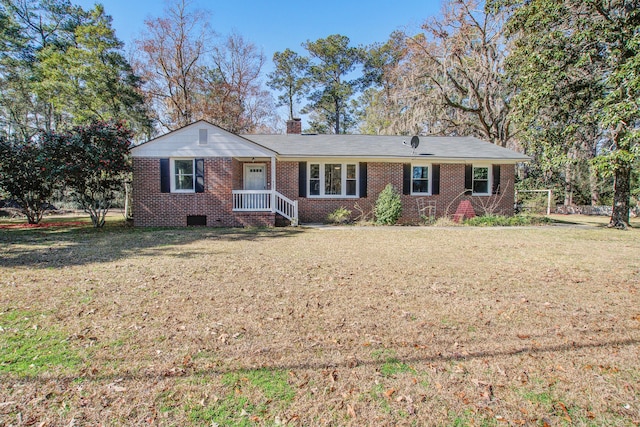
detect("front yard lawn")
[1,223,638,425]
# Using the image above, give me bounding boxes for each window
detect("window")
[472,166,490,195]
[308,162,358,197]
[310,163,320,196]
[325,164,342,195]
[412,165,430,194]
[172,159,195,192]
[161,158,203,194]
[346,164,357,196]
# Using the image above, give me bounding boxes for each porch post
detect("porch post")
[271,156,276,212]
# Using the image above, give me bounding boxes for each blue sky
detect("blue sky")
[75,0,442,67]
[73,0,443,125]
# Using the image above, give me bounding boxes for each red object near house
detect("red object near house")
[453,200,476,223]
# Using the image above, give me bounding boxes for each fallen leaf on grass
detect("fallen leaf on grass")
[322,370,338,382]
[384,388,396,398]
[108,384,126,392]
[555,402,571,423]
[457,391,470,404]
[347,404,356,418]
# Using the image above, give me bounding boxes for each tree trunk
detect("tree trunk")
[589,164,599,206]
[564,162,573,206]
[289,93,294,121]
[334,100,340,134]
[609,164,631,228]
[124,181,133,220]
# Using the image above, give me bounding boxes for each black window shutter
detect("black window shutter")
[298,161,307,197]
[492,164,501,194]
[432,164,440,195]
[160,158,170,193]
[359,162,367,198]
[464,164,473,195]
[195,158,205,193]
[402,163,411,195]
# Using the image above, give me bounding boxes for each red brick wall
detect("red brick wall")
[133,157,274,227]
[286,118,302,134]
[134,158,515,226]
[276,161,515,224]
[232,158,242,190]
[275,161,299,200]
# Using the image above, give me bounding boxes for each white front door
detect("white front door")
[244,164,266,190]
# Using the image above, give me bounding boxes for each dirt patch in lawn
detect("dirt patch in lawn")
[0,225,639,426]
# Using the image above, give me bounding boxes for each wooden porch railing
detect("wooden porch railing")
[232,190,271,211]
[232,190,298,226]
[274,192,298,226]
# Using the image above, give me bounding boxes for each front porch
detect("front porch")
[232,190,298,226]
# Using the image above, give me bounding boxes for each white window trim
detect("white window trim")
[472,164,492,196]
[170,158,196,193]
[410,164,432,196]
[308,162,359,198]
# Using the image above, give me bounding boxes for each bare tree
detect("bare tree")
[133,0,211,131]
[412,0,513,146]
[203,32,276,133]
[362,0,513,145]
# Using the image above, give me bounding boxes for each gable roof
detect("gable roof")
[131,120,528,162]
[242,134,529,163]
[131,121,276,158]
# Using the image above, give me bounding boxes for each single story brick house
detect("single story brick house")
[131,119,529,227]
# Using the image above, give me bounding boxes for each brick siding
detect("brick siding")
[133,158,515,227]
[133,157,274,227]
[277,161,515,224]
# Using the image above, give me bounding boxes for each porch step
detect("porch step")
[275,213,291,227]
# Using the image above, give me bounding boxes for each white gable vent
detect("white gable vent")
[198,129,208,145]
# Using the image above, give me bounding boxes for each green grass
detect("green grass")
[372,349,414,377]
[450,410,499,427]
[186,368,295,425]
[522,390,555,407]
[223,368,295,402]
[187,395,256,426]
[0,310,83,376]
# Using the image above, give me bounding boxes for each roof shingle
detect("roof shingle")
[242,134,529,162]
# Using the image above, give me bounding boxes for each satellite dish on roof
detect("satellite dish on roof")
[410,135,420,149]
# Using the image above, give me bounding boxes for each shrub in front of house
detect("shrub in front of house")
[326,206,352,224]
[464,214,551,226]
[374,184,402,225]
